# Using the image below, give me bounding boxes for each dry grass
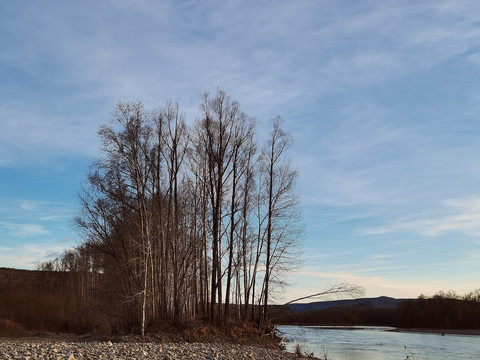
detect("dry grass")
[123,318,283,348]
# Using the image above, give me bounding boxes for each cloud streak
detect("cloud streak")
[0,243,75,269]
[359,197,480,236]
[3,0,480,166]
[291,267,478,299]
[0,222,49,238]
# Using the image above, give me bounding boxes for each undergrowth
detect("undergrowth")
[0,319,30,337]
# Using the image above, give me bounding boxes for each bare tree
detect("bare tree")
[260,116,303,324]
[160,102,188,320]
[195,89,245,320]
[76,102,153,335]
[224,110,255,319]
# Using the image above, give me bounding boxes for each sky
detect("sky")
[1,0,480,303]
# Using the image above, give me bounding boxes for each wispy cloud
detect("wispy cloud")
[359,197,480,236]
[0,222,50,238]
[56,237,74,245]
[2,0,480,166]
[0,242,74,269]
[0,106,101,166]
[290,268,477,299]
[0,200,72,222]
[20,201,36,210]
[297,100,418,208]
[0,254,40,269]
[44,250,63,259]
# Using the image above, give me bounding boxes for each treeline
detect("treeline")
[397,290,480,328]
[273,304,398,327]
[33,89,302,336]
[0,267,98,334]
[274,291,480,329]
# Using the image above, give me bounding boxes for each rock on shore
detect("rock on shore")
[0,339,300,359]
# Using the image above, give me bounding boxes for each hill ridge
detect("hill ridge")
[287,296,408,313]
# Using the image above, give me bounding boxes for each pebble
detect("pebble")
[0,339,301,359]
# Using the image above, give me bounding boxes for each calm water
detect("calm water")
[277,325,480,360]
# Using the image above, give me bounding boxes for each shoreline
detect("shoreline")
[279,324,480,336]
[392,328,480,336]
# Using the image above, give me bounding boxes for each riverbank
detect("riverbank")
[0,338,302,360]
[287,325,480,336]
[393,328,480,336]
[0,319,315,359]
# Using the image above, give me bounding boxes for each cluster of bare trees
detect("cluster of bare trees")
[69,89,302,335]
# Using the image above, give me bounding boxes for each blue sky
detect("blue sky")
[1,0,480,302]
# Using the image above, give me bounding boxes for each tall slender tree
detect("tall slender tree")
[260,116,302,323]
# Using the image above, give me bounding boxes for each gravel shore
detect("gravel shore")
[0,339,300,360]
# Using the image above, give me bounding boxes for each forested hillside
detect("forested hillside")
[0,267,97,333]
[273,291,480,329]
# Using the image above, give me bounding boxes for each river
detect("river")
[277,325,480,360]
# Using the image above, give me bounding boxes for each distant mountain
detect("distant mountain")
[287,296,408,313]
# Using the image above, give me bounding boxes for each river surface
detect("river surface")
[277,325,480,360]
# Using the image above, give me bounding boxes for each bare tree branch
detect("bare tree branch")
[283,283,365,306]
